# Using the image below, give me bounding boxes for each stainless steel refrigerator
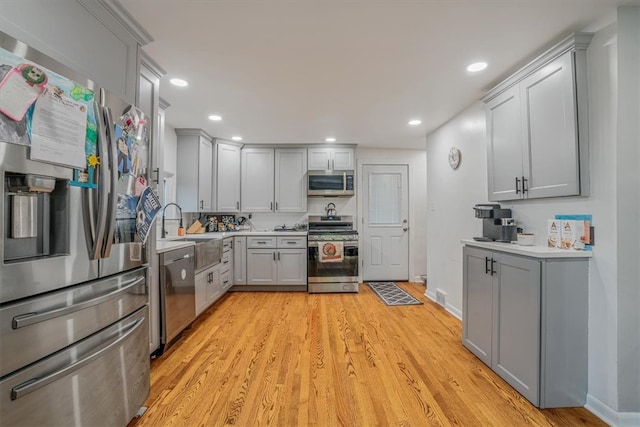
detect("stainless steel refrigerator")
[0,31,152,425]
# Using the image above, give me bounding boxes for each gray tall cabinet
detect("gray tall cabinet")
[462,242,590,408]
[0,0,151,103]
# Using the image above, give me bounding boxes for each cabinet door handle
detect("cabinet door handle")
[491,259,497,276]
[152,167,160,184]
[327,159,331,170]
[515,177,521,194]
[200,200,204,210]
[277,251,280,261]
[273,252,276,261]
[236,201,240,210]
[522,176,528,193]
[275,202,278,211]
[270,202,273,211]
[485,257,490,274]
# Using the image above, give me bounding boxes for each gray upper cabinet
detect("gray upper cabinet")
[483,33,592,201]
[462,245,589,408]
[138,52,165,196]
[308,147,354,170]
[176,129,214,212]
[0,0,152,103]
[241,148,275,212]
[216,142,241,212]
[486,86,524,201]
[241,148,308,212]
[275,149,307,212]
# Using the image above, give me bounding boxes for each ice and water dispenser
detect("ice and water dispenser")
[3,173,69,262]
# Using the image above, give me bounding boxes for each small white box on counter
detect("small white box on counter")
[547,219,561,248]
[561,220,585,250]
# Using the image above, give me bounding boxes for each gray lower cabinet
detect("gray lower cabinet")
[462,245,588,408]
[221,238,233,291]
[245,236,307,286]
[233,237,247,285]
[195,265,221,316]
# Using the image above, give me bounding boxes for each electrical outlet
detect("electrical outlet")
[436,289,447,307]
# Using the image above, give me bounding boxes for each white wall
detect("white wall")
[425,104,487,317]
[425,14,638,421]
[356,148,428,283]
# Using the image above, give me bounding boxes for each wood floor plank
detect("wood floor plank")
[129,283,606,427]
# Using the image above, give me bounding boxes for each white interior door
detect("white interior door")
[362,164,409,281]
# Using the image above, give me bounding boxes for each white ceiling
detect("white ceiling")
[119,0,637,150]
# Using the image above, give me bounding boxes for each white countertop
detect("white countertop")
[174,230,307,239]
[156,240,195,254]
[157,230,308,253]
[461,239,593,259]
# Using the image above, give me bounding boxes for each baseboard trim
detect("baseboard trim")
[424,290,462,320]
[586,394,640,426]
[446,304,462,320]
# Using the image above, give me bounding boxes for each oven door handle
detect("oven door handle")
[307,241,358,248]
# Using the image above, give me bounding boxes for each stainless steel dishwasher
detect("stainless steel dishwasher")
[159,245,195,353]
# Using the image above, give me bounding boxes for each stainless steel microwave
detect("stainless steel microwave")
[308,170,355,197]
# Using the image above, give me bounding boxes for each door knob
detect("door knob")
[402,227,408,232]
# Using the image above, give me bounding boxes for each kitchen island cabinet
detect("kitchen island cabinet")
[462,241,589,408]
[483,33,592,201]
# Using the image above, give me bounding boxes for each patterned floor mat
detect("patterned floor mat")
[367,282,423,306]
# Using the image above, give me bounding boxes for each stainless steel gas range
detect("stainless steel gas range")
[307,215,359,293]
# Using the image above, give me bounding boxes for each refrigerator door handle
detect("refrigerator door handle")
[10,316,144,401]
[101,96,119,258]
[83,100,110,260]
[11,275,145,329]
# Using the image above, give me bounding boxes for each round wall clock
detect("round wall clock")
[448,147,461,170]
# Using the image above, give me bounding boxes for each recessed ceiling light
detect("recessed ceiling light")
[325,137,336,142]
[408,119,422,126]
[169,78,188,87]
[208,115,222,121]
[231,136,243,141]
[467,62,488,72]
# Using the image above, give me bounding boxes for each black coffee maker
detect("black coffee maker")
[473,204,517,242]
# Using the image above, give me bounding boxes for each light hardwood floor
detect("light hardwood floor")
[129,283,604,426]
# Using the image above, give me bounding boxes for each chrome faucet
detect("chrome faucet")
[161,203,183,238]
